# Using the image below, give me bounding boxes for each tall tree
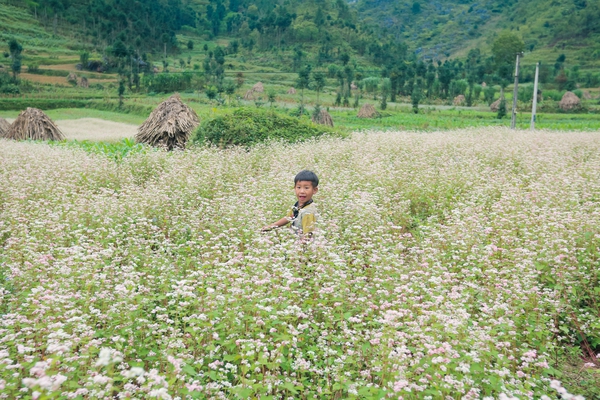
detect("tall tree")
[312,71,326,105]
[491,31,525,81]
[9,38,23,80]
[297,64,312,115]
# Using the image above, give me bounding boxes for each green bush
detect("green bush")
[0,84,20,94]
[544,89,564,101]
[518,85,534,103]
[27,63,40,73]
[193,108,341,148]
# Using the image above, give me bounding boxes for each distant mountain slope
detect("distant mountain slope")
[352,0,600,63]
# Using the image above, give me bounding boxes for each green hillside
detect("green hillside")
[1,0,599,116]
[352,0,600,67]
[0,0,405,71]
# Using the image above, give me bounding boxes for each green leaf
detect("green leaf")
[232,388,253,398]
[282,382,298,394]
[182,364,196,376]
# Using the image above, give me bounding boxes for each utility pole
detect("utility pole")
[510,52,522,130]
[530,62,540,130]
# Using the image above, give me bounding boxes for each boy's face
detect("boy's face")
[294,180,318,206]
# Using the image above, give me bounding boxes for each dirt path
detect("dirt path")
[55,118,138,141]
[4,118,138,141]
[3,117,137,142]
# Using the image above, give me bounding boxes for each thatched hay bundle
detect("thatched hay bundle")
[0,117,11,138]
[252,82,264,93]
[6,108,65,141]
[481,82,487,88]
[135,94,200,150]
[312,109,334,127]
[244,89,255,100]
[582,90,592,100]
[357,103,378,118]
[559,91,581,111]
[79,76,89,88]
[490,98,502,112]
[453,95,466,106]
[350,82,358,91]
[67,72,78,84]
[287,87,297,94]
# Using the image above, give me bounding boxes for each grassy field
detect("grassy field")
[3,100,600,139]
[1,129,599,399]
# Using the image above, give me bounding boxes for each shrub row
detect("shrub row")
[0,98,152,116]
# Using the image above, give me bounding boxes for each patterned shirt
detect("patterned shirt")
[286,201,317,234]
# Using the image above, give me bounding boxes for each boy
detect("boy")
[262,170,319,237]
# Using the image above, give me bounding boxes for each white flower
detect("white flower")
[149,387,172,399]
[95,348,112,367]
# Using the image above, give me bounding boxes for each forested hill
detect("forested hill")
[4,0,408,69]
[3,0,195,53]
[4,0,600,72]
[352,0,600,62]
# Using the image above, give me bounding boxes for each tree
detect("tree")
[312,71,326,104]
[187,40,194,50]
[497,93,506,119]
[118,80,126,108]
[225,79,236,103]
[267,89,276,107]
[112,40,129,59]
[292,48,304,72]
[411,79,422,113]
[8,39,23,80]
[380,78,390,110]
[491,31,525,80]
[297,65,312,115]
[80,51,90,69]
[555,69,568,90]
[205,85,217,101]
[339,53,350,66]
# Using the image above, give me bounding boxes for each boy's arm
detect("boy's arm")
[262,216,291,232]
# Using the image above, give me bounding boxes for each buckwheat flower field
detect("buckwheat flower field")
[1,128,599,399]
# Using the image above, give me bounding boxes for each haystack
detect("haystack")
[6,108,65,141]
[490,98,502,112]
[67,72,78,84]
[79,76,89,88]
[252,82,264,93]
[582,90,592,100]
[559,91,581,111]
[453,95,465,106]
[312,109,334,127]
[135,94,200,150]
[243,89,255,100]
[0,117,10,138]
[287,87,297,94]
[350,82,358,91]
[357,103,378,118]
[481,82,487,88]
